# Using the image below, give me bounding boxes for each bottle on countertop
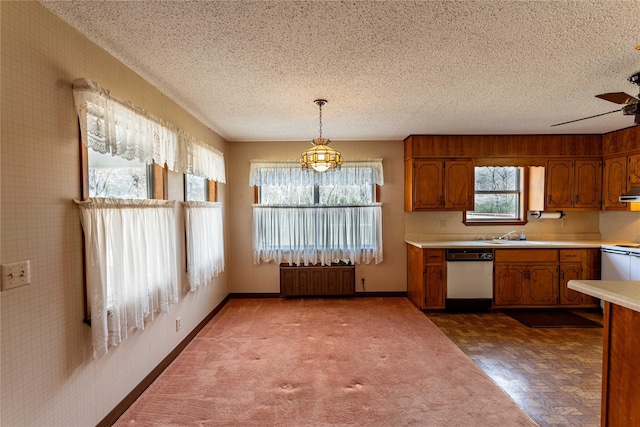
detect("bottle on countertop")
[520,230,526,241]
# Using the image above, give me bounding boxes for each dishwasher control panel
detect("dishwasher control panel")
[446,249,493,261]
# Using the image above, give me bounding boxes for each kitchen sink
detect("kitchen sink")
[488,240,546,245]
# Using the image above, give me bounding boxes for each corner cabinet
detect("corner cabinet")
[405,158,474,211]
[406,246,445,309]
[603,156,629,210]
[558,249,600,306]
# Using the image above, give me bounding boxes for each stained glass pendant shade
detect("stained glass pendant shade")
[300,99,343,172]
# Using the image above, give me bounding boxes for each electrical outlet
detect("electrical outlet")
[562,219,568,227]
[440,220,447,227]
[175,317,181,332]
[1,260,31,291]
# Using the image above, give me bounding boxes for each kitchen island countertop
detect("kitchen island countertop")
[568,280,640,313]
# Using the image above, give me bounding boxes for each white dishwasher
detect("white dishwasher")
[445,248,494,311]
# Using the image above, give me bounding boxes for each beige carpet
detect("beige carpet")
[115,298,537,426]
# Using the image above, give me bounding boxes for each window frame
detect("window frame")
[80,143,167,201]
[463,165,529,226]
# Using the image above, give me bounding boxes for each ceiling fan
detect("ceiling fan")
[551,71,640,127]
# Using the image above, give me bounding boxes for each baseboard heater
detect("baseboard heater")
[280,263,355,297]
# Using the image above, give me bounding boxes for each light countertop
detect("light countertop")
[405,240,605,249]
[568,280,640,313]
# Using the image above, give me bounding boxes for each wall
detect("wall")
[0,3,228,426]
[405,210,602,242]
[227,140,406,293]
[599,211,640,243]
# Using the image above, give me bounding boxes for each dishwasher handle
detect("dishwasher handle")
[602,248,630,256]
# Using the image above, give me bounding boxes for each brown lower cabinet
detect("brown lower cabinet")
[407,246,445,309]
[494,248,600,308]
[601,302,640,426]
[407,245,601,310]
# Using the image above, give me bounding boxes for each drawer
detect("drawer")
[494,249,558,263]
[424,249,444,264]
[559,249,583,263]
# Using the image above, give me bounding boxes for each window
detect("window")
[185,174,218,202]
[251,160,384,266]
[89,150,150,198]
[465,166,525,225]
[185,174,207,201]
[72,77,226,357]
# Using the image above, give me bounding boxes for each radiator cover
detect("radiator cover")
[280,263,355,297]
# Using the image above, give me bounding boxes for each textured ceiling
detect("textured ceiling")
[41,0,640,142]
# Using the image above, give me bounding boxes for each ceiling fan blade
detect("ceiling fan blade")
[595,92,637,104]
[550,108,623,127]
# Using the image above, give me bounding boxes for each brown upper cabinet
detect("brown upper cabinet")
[629,153,640,186]
[545,159,602,209]
[602,126,640,211]
[603,156,629,210]
[405,158,474,211]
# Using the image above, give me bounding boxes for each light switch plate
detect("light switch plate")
[1,260,31,291]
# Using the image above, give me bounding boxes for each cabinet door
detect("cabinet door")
[559,264,583,305]
[494,265,527,306]
[546,160,574,208]
[603,156,628,210]
[574,160,601,208]
[280,268,297,296]
[444,160,474,210]
[406,245,426,309]
[629,154,640,187]
[527,265,559,305]
[297,268,324,295]
[413,160,443,209]
[424,265,445,309]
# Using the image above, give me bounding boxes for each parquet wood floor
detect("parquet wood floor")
[426,310,604,427]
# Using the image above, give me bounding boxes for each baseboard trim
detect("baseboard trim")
[229,291,408,299]
[97,294,231,427]
[98,291,407,426]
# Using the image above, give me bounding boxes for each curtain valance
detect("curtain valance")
[249,159,383,187]
[73,78,226,183]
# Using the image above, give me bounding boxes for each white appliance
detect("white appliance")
[445,249,494,311]
[601,244,640,281]
[631,251,640,281]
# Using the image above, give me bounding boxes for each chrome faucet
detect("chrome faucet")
[497,231,517,240]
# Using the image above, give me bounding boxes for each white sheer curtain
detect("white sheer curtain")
[75,198,179,358]
[183,202,225,291]
[251,159,384,266]
[253,205,383,266]
[73,77,226,183]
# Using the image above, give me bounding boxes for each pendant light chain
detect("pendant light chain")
[318,101,323,139]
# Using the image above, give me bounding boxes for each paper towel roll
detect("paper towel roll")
[531,211,564,219]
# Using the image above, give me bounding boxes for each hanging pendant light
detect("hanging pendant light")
[300,99,343,172]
